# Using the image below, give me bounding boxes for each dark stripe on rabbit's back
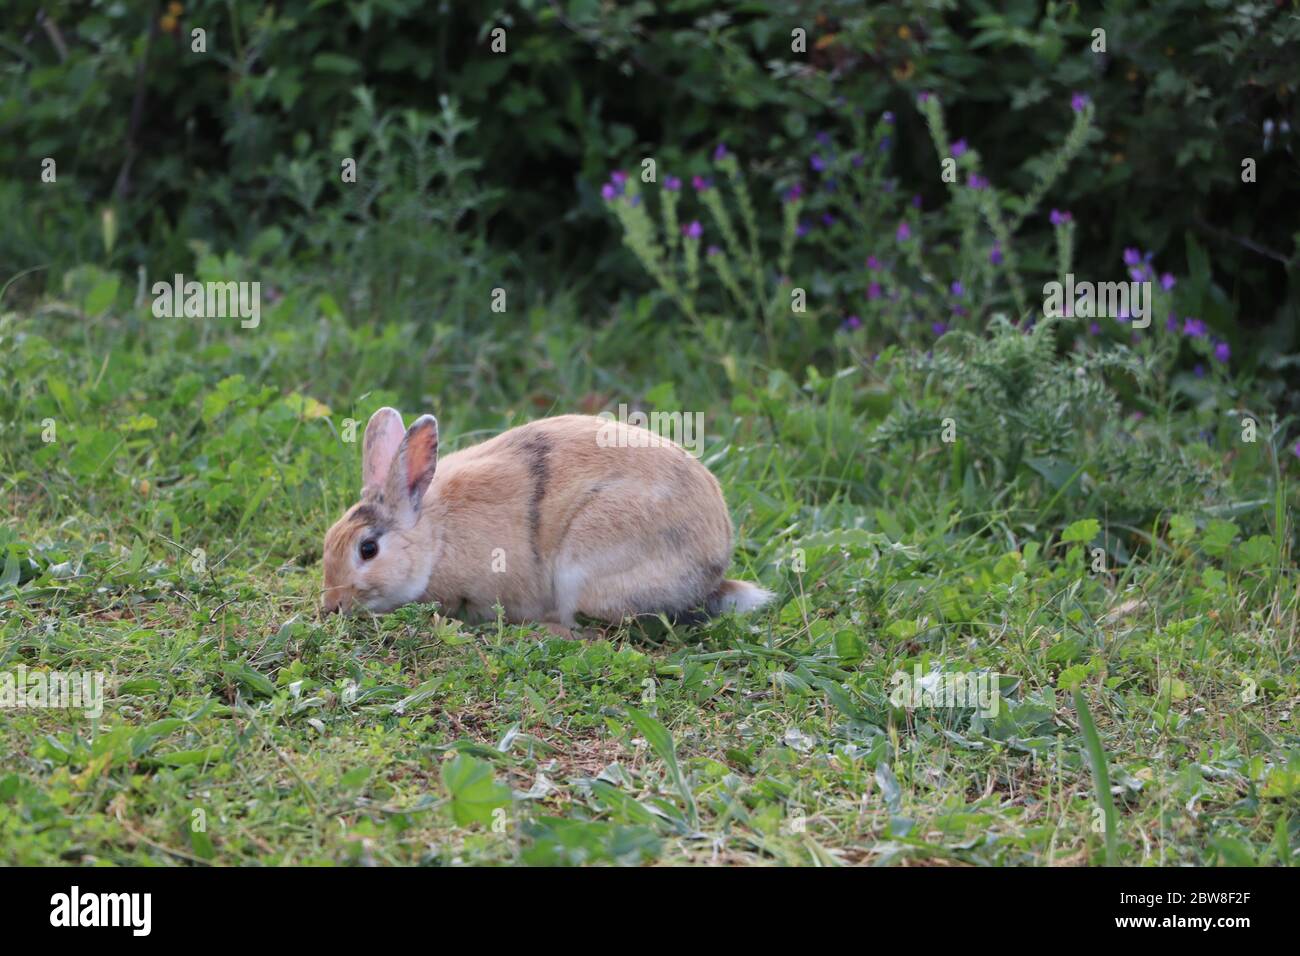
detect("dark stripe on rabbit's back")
[521,431,552,565]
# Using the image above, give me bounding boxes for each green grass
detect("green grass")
[2,276,1298,866]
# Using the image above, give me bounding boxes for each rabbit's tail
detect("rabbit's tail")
[705,579,775,616]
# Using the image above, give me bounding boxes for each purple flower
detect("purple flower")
[815,131,832,146]
[1214,341,1231,362]
[880,137,893,152]
[842,315,862,331]
[1165,312,1179,332]
[967,173,989,191]
[1123,247,1142,267]
[917,91,933,105]
[867,255,882,271]
[1193,363,1205,378]
[896,221,912,242]
[990,244,1003,266]
[951,139,968,158]
[851,153,864,168]
[821,212,837,227]
[683,220,702,239]
[882,111,895,125]
[611,170,628,186]
[1130,268,1147,282]
[706,245,721,257]
[692,175,711,192]
[1182,317,1207,338]
[1050,209,1072,226]
[628,195,641,207]
[1071,92,1091,113]
[1089,322,1101,336]
[1292,440,1300,459]
[950,280,965,297]
[912,194,923,208]
[784,182,804,203]
[664,175,682,192]
[931,321,948,336]
[811,154,827,172]
[713,143,729,161]
[796,220,810,238]
[1160,272,1175,291]
[600,183,617,201]
[867,282,882,301]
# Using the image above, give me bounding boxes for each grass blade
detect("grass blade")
[626,707,698,831]
[1073,687,1119,865]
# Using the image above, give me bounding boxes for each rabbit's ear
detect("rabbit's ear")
[386,414,439,512]
[362,407,405,493]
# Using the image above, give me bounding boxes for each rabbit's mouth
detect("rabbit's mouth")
[321,584,354,614]
[355,576,428,614]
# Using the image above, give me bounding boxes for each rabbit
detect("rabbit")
[321,407,774,629]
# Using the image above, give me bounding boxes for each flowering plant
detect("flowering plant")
[600,147,801,358]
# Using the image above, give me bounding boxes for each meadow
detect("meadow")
[2,1,1298,867]
[3,262,1295,865]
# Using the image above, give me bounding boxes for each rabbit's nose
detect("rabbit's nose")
[323,588,353,614]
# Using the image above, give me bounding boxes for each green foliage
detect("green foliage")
[441,754,511,827]
[4,1,1297,351]
[2,0,1300,871]
[3,254,1297,865]
[279,90,501,322]
[871,317,1221,526]
[602,153,800,359]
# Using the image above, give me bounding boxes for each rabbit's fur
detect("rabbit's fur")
[322,408,773,626]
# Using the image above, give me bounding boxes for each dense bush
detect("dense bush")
[3,3,1295,305]
[1,2,1297,413]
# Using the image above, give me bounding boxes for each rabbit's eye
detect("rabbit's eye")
[359,539,379,561]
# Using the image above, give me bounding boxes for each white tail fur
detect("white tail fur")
[707,579,775,615]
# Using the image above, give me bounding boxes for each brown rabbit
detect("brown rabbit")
[321,408,773,628]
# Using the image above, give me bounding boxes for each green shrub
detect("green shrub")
[5,2,1296,332]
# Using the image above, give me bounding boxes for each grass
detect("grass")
[1,271,1298,867]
